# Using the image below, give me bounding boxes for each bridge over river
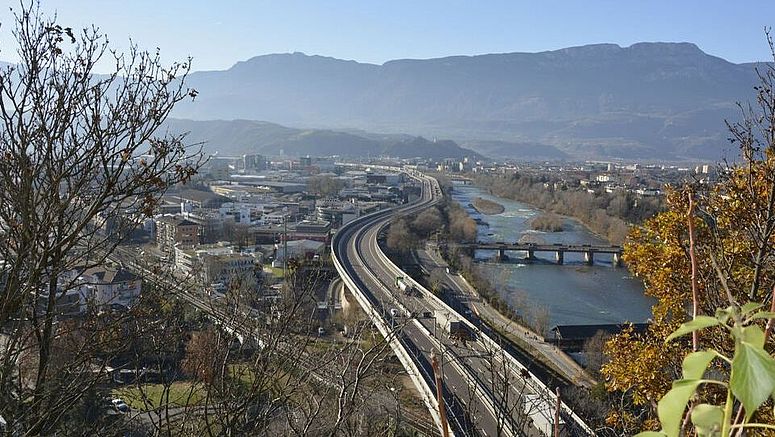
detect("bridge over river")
[455,242,624,266]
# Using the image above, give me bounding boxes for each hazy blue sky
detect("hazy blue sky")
[1,0,774,72]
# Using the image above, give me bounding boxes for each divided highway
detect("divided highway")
[332,168,593,437]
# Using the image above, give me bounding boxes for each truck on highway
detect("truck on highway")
[395,276,415,296]
[447,320,472,342]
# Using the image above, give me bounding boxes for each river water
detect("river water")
[451,184,654,329]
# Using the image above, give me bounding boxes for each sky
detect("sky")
[1,0,774,72]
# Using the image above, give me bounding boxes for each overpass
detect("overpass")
[456,242,623,266]
[332,164,593,436]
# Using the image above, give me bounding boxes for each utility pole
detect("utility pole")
[282,214,288,277]
[554,387,561,437]
[431,350,450,437]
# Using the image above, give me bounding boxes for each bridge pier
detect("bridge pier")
[526,249,536,260]
[555,251,564,265]
[612,252,623,267]
[496,248,505,262]
[584,251,594,265]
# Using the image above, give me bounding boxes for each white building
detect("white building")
[273,239,325,267]
[81,267,142,308]
[219,201,268,225]
[175,242,261,289]
[51,266,142,314]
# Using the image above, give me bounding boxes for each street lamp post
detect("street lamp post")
[431,350,450,437]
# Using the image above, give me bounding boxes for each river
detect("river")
[451,184,655,329]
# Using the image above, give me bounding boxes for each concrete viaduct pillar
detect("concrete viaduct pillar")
[555,251,564,265]
[584,251,594,265]
[612,252,623,267]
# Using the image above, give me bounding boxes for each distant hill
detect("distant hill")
[163,118,480,160]
[174,43,767,160]
[461,140,569,161]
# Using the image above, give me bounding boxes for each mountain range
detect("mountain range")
[170,42,766,161]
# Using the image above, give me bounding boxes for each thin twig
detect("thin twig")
[687,191,700,351]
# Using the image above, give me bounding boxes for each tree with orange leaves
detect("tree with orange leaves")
[602,34,775,435]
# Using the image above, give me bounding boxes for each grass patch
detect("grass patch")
[113,381,207,411]
[263,263,286,278]
[228,363,293,394]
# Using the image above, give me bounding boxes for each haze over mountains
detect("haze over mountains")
[164,119,481,159]
[172,42,766,161]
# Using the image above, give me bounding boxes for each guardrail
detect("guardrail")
[331,207,450,436]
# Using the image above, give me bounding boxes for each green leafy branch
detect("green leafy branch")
[636,304,775,437]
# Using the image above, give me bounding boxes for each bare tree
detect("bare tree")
[412,207,443,238]
[429,268,447,295]
[0,4,203,434]
[581,330,609,379]
[531,305,552,337]
[386,218,416,255]
[477,339,537,436]
[116,255,427,437]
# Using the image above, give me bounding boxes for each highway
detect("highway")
[332,168,593,436]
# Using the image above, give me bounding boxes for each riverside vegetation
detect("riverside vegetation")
[530,214,564,232]
[471,197,505,215]
[474,173,663,244]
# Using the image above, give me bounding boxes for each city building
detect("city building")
[175,242,260,289]
[79,266,142,309]
[155,215,200,255]
[46,266,143,315]
[165,189,230,209]
[273,239,325,267]
[243,154,266,172]
[292,220,331,242]
[182,209,225,243]
[316,199,360,227]
[366,173,402,186]
[298,156,313,168]
[37,284,90,316]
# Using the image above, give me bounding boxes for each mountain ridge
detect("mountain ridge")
[164,118,481,160]
[170,42,767,160]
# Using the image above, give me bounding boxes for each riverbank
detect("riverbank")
[470,197,505,215]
